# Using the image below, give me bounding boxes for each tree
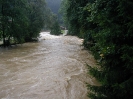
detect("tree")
[50,14,61,35]
[45,0,61,15]
[25,0,46,42]
[86,0,133,99]
[0,0,48,45]
[0,0,28,46]
[60,0,89,37]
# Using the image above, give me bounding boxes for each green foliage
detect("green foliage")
[0,0,29,45]
[45,0,63,25]
[61,0,133,98]
[25,0,46,42]
[0,0,49,45]
[45,0,61,14]
[86,0,133,99]
[60,0,89,37]
[50,15,61,35]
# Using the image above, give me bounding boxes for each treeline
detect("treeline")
[45,0,63,26]
[0,0,61,47]
[60,0,133,99]
[45,0,61,14]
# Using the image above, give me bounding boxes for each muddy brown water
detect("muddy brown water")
[0,32,98,99]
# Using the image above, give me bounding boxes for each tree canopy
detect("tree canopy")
[45,0,63,25]
[50,14,61,35]
[0,0,59,46]
[61,0,133,99]
[45,0,61,15]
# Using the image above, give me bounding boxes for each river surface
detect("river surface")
[0,32,98,99]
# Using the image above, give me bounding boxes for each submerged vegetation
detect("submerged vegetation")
[61,0,133,99]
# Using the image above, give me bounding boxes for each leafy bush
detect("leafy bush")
[50,15,61,35]
[50,20,61,35]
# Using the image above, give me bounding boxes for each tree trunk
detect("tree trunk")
[2,25,6,47]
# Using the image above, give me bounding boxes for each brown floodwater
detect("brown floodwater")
[0,32,98,99]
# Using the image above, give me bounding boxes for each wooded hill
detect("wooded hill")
[45,0,61,14]
[45,0,63,25]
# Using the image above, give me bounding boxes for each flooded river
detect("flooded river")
[0,32,97,99]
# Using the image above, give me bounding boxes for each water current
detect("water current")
[0,32,98,99]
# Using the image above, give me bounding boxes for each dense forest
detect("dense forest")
[60,0,133,99]
[45,0,62,35]
[0,0,61,47]
[45,0,61,15]
[45,0,63,25]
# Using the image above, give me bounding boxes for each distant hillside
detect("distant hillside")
[45,0,61,14]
